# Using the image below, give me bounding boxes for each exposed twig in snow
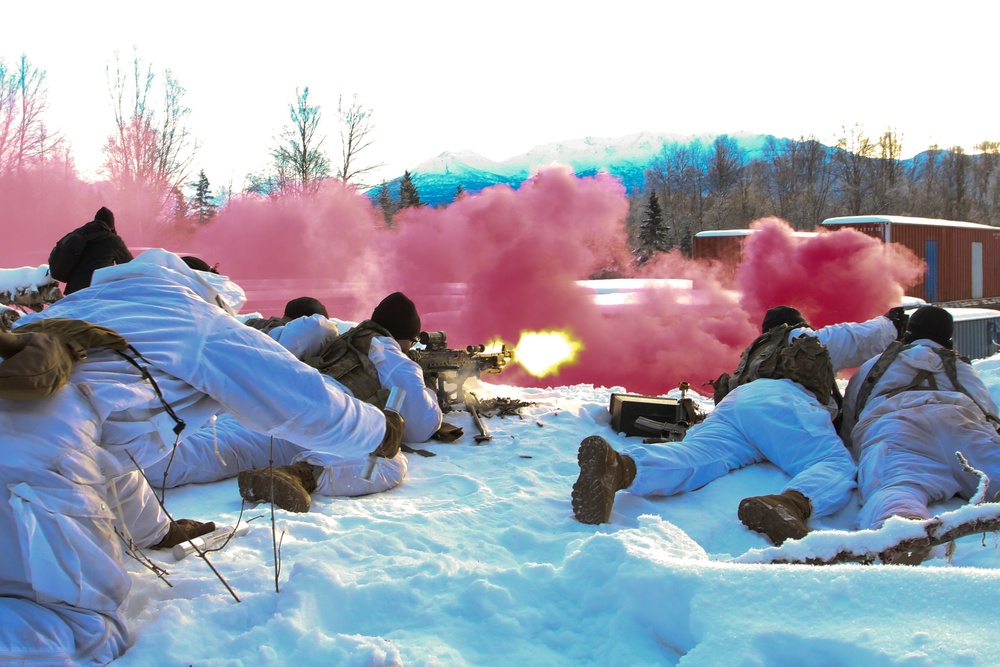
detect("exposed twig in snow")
[127,451,242,602]
[735,451,1000,566]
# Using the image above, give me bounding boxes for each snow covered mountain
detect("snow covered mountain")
[373,131,773,206]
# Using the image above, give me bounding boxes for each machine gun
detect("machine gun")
[407,331,513,412]
[408,331,512,444]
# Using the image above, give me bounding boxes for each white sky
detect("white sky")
[6,0,1000,190]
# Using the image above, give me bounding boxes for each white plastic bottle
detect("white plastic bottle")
[172,523,250,560]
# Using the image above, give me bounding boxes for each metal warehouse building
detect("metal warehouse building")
[692,229,818,265]
[821,215,1000,303]
[692,220,1000,360]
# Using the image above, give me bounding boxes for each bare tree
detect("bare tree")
[940,145,970,220]
[970,141,1000,225]
[907,144,943,217]
[704,135,747,229]
[869,129,904,215]
[270,87,330,193]
[337,93,383,187]
[0,55,64,177]
[103,50,198,193]
[763,135,836,228]
[645,141,709,252]
[834,123,875,215]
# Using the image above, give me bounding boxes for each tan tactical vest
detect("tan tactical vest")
[301,320,392,409]
[715,324,838,406]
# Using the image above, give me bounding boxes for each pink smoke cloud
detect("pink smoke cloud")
[184,180,387,320]
[736,217,924,330]
[2,168,924,397]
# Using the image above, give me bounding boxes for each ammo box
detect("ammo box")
[609,393,684,437]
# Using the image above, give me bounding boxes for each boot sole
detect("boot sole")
[238,468,311,513]
[737,497,807,545]
[571,436,616,524]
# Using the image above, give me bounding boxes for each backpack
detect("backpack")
[300,320,392,409]
[0,318,129,400]
[713,324,838,406]
[47,229,88,282]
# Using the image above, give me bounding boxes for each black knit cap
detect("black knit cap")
[284,296,328,320]
[95,206,115,228]
[180,255,218,274]
[371,292,421,341]
[904,305,953,347]
[761,305,808,333]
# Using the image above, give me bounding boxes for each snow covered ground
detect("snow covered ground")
[3,189,998,664]
[3,264,1000,665]
[104,366,1000,667]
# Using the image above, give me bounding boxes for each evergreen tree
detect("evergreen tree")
[189,169,217,223]
[398,170,422,209]
[454,184,465,202]
[375,180,396,226]
[636,191,670,263]
[169,185,189,224]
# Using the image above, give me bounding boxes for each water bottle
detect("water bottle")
[172,523,250,560]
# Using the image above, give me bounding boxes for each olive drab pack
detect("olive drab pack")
[0,318,129,400]
[300,320,391,409]
[853,341,1000,426]
[244,316,288,334]
[713,324,838,406]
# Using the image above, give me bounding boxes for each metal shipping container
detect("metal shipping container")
[692,230,751,264]
[949,308,1000,360]
[822,216,1000,303]
[692,230,818,268]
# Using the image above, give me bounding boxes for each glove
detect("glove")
[151,518,217,549]
[884,307,909,340]
[371,410,405,459]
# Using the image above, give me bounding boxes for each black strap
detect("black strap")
[853,341,909,422]
[116,346,186,436]
[401,444,435,457]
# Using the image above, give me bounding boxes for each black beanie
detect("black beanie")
[904,305,953,347]
[761,306,808,333]
[180,255,218,274]
[284,296,328,320]
[371,292,421,341]
[95,206,115,228]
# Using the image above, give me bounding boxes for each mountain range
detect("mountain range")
[369,131,774,206]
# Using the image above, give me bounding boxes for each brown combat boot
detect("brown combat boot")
[150,518,217,549]
[571,435,637,525]
[238,461,320,513]
[737,489,812,545]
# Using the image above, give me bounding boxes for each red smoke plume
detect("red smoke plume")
[3,168,923,396]
[736,217,924,329]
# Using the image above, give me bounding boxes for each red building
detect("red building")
[822,216,1000,303]
[692,229,817,266]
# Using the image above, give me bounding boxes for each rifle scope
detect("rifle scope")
[419,331,447,348]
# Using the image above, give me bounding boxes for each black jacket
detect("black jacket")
[64,220,134,295]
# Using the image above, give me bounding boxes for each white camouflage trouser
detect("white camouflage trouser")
[145,413,407,497]
[625,379,856,518]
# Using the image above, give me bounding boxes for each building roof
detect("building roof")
[694,229,818,238]
[822,215,999,231]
